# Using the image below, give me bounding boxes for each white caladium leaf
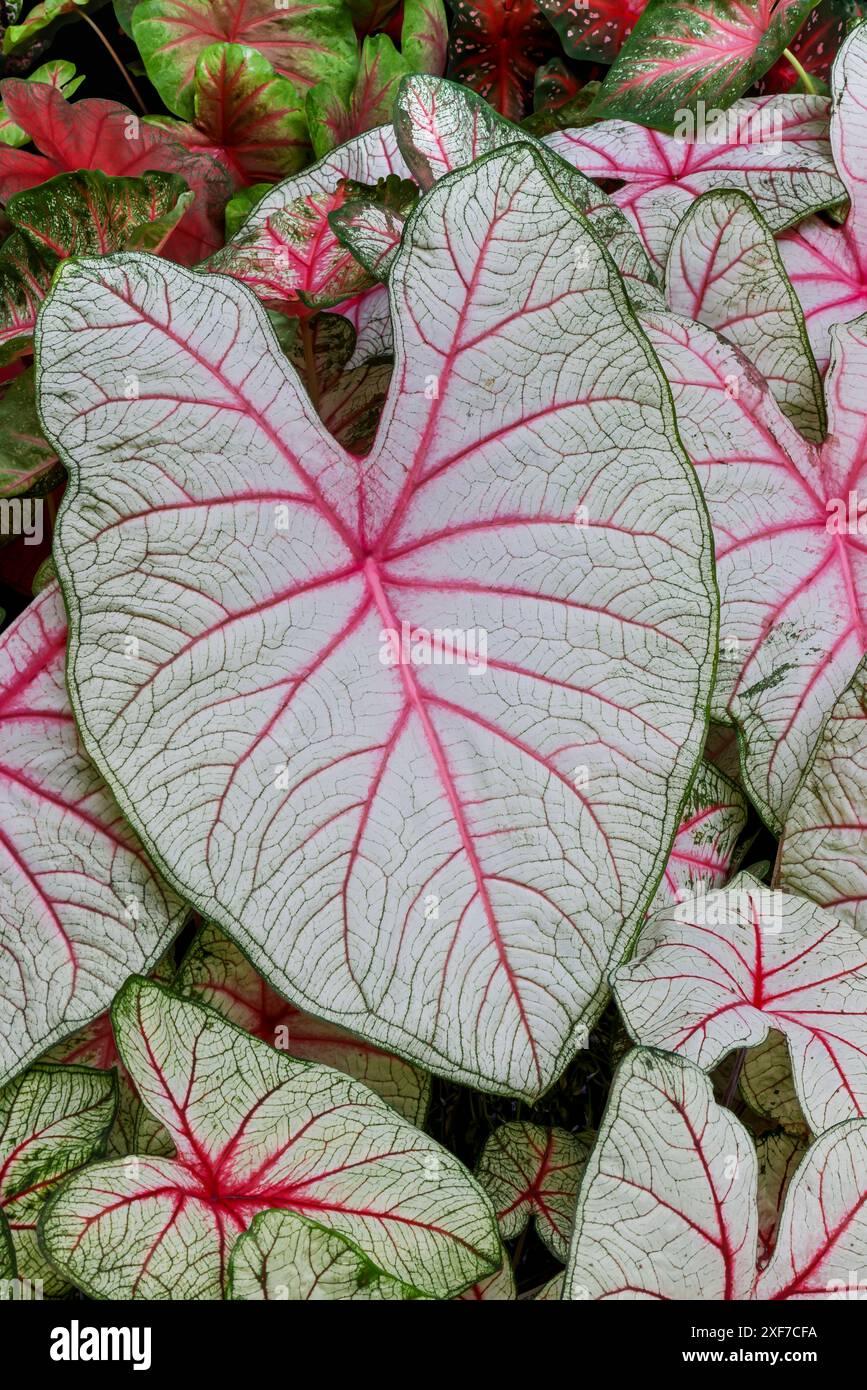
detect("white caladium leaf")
[548,96,845,274]
[456,1252,516,1300]
[228,1209,415,1300]
[40,979,499,1299]
[38,146,717,1099]
[650,760,748,914]
[756,1120,867,1297]
[0,586,187,1087]
[176,923,430,1125]
[393,73,659,293]
[666,189,825,442]
[475,1122,592,1260]
[740,1031,810,1136]
[638,306,867,831]
[780,24,867,373]
[780,655,867,934]
[756,1130,807,1269]
[613,873,867,1134]
[0,1062,116,1295]
[565,1049,758,1300]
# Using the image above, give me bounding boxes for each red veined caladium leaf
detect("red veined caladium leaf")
[132,0,358,120]
[0,1062,116,1296]
[475,1121,593,1259]
[228,1208,417,1300]
[756,1130,807,1267]
[649,759,748,913]
[760,0,862,92]
[402,0,449,74]
[2,0,95,53]
[456,1252,516,1298]
[0,80,233,265]
[38,145,717,1099]
[588,0,822,131]
[40,979,500,1299]
[779,655,867,933]
[328,175,417,281]
[637,306,867,831]
[756,1119,867,1296]
[446,0,559,121]
[740,1030,811,1133]
[0,587,187,1088]
[272,311,393,457]
[613,873,867,1134]
[149,42,309,187]
[780,24,867,373]
[175,922,430,1125]
[0,62,83,148]
[538,0,646,61]
[564,1049,758,1299]
[394,74,659,291]
[547,93,845,274]
[666,189,826,441]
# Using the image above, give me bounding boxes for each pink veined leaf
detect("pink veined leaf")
[538,0,647,61]
[779,23,867,372]
[175,922,431,1125]
[0,587,187,1088]
[227,1208,418,1299]
[759,0,862,92]
[455,1252,516,1298]
[0,61,84,148]
[740,1030,811,1133]
[587,0,822,131]
[756,1130,807,1268]
[564,1049,758,1299]
[402,0,449,74]
[446,0,560,120]
[547,92,845,273]
[307,35,411,159]
[131,0,358,120]
[649,759,748,914]
[780,654,867,933]
[638,304,867,831]
[756,1120,867,1297]
[475,1121,593,1260]
[613,873,867,1134]
[37,145,716,1098]
[40,979,500,1299]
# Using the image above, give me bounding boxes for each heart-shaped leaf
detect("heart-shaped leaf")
[446,0,558,120]
[756,1130,807,1267]
[132,0,358,120]
[38,145,716,1098]
[40,979,500,1299]
[228,1208,415,1300]
[175,922,430,1124]
[0,1062,116,1295]
[564,1048,758,1299]
[538,0,646,61]
[780,24,867,371]
[547,94,845,274]
[475,1121,592,1259]
[756,1119,867,1296]
[589,0,821,131]
[650,759,748,913]
[0,587,187,1087]
[666,189,825,441]
[613,873,867,1133]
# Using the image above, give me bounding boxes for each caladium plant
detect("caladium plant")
[649,759,748,912]
[446,0,559,120]
[475,1121,593,1260]
[36,143,717,1100]
[228,1208,418,1300]
[538,0,646,61]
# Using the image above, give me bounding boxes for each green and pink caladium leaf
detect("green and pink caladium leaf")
[756,1119,867,1296]
[0,370,62,501]
[175,923,430,1125]
[150,42,309,187]
[0,62,83,148]
[779,655,867,932]
[538,0,646,61]
[588,0,822,131]
[565,1048,759,1299]
[760,0,862,92]
[132,0,358,120]
[613,873,867,1133]
[649,759,748,913]
[756,1130,807,1266]
[0,1062,116,1295]
[637,307,867,829]
[780,23,867,372]
[547,93,845,274]
[38,144,716,1099]
[2,0,97,53]
[328,174,418,281]
[741,1031,811,1133]
[40,979,500,1299]
[0,587,187,1087]
[475,1122,593,1260]
[394,74,660,291]
[402,0,449,73]
[666,189,826,441]
[446,0,558,120]
[228,1208,417,1300]
[272,311,394,456]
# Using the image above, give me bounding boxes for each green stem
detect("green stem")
[782,47,817,95]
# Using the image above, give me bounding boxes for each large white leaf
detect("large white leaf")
[564,1049,758,1300]
[475,1121,592,1260]
[613,873,867,1134]
[37,145,717,1099]
[0,586,187,1086]
[40,979,499,1299]
[780,655,867,935]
